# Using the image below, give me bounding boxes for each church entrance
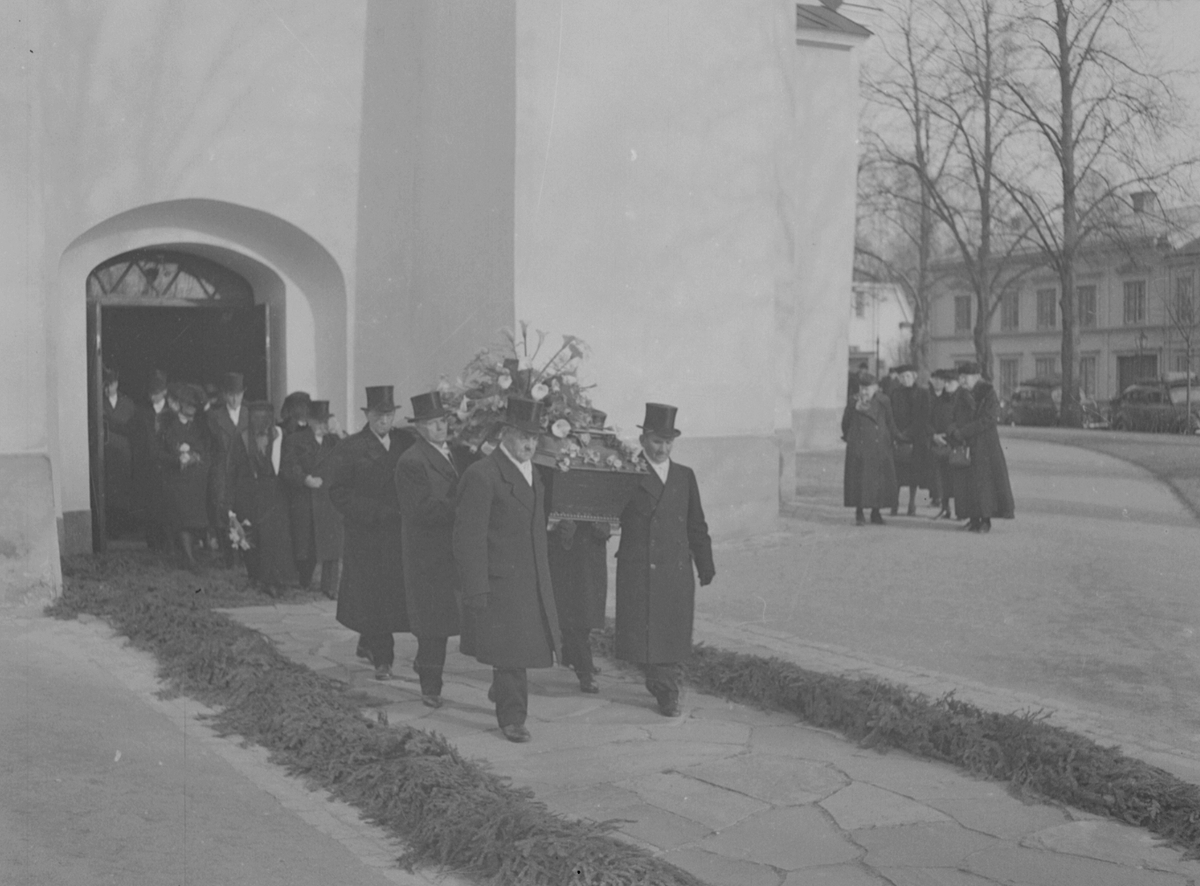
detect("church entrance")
[86,248,269,552]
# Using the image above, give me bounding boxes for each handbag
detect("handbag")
[948,446,971,468]
[930,441,952,461]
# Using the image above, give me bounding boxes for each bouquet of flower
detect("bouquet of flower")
[178,442,202,468]
[227,511,253,551]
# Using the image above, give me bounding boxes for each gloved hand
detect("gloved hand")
[699,571,715,587]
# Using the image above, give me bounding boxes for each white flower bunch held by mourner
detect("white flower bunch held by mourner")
[226,510,252,552]
[177,442,201,468]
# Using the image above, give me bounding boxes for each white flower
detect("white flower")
[498,373,512,390]
[578,433,591,446]
[179,443,190,453]
[606,455,623,468]
[518,357,532,371]
[551,418,572,438]
[531,383,550,401]
[456,398,471,419]
[480,441,497,455]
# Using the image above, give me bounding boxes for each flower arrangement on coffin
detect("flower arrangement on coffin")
[442,323,646,474]
[226,510,253,552]
[442,323,648,521]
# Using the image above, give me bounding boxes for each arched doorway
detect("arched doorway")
[87,248,269,551]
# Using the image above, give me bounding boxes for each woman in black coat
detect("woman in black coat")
[232,402,298,595]
[887,366,931,516]
[157,385,211,569]
[949,364,1015,533]
[842,377,900,525]
[281,402,343,598]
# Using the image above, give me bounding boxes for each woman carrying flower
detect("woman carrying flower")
[157,384,212,570]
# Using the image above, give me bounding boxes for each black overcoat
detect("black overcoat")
[890,383,932,489]
[157,415,211,532]
[280,428,344,563]
[232,428,298,587]
[615,462,715,665]
[951,381,1016,520]
[452,449,560,669]
[948,387,975,518]
[103,393,137,512]
[206,406,248,528]
[327,428,415,634]
[131,403,171,523]
[842,396,900,509]
[394,438,463,638]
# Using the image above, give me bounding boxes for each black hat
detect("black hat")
[408,390,451,423]
[587,408,608,429]
[102,366,118,385]
[501,397,546,434]
[220,372,245,394]
[638,403,682,439]
[309,400,331,422]
[956,362,982,376]
[894,364,916,374]
[246,400,275,416]
[148,369,168,396]
[177,384,204,412]
[362,385,397,413]
[282,390,311,409]
[930,369,953,381]
[857,373,879,386]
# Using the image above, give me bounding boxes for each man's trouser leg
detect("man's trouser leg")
[491,667,528,728]
[561,625,595,677]
[362,633,395,670]
[414,635,448,696]
[318,559,340,599]
[644,662,681,708]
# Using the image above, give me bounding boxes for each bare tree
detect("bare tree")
[1000,0,1194,425]
[1165,270,1199,428]
[863,0,1034,379]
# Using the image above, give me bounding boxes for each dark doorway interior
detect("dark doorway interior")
[100,306,268,404]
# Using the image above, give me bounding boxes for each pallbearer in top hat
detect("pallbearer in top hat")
[327,386,416,679]
[281,399,344,598]
[453,396,561,742]
[394,389,467,707]
[207,371,249,566]
[615,402,715,717]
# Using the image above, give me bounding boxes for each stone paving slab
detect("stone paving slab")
[221,601,1200,884]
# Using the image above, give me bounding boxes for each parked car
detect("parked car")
[999,378,1108,429]
[1109,377,1200,433]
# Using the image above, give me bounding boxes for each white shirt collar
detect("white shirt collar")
[373,430,390,451]
[500,443,533,485]
[227,404,241,425]
[152,400,165,414]
[649,458,670,484]
[108,393,118,409]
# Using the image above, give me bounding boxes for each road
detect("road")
[704,434,1200,764]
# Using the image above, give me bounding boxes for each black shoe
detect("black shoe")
[855,512,867,526]
[487,685,496,703]
[355,642,371,661]
[870,510,885,525]
[967,519,982,533]
[501,724,531,743]
[579,675,599,694]
[980,519,992,533]
[374,665,394,681]
[658,699,682,717]
[421,694,443,709]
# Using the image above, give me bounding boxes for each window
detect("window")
[854,289,866,319]
[1123,280,1146,325]
[1000,293,1019,331]
[1176,274,1195,325]
[954,296,972,333]
[999,358,1020,398]
[1036,289,1057,329]
[1174,353,1192,374]
[1079,355,1097,397]
[1034,355,1059,379]
[1076,285,1097,328]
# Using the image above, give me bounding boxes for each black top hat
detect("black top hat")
[246,400,275,415]
[220,372,245,394]
[102,366,119,385]
[956,361,982,376]
[638,403,682,439]
[587,408,608,429]
[893,364,916,374]
[308,400,331,423]
[282,390,311,408]
[408,390,451,423]
[501,397,546,434]
[857,373,879,386]
[148,369,168,396]
[362,385,397,413]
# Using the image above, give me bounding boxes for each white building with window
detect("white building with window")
[928,199,1200,402]
[848,282,912,376]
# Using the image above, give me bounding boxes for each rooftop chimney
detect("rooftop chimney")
[1131,190,1159,214]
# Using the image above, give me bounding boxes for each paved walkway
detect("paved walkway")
[224,598,1200,885]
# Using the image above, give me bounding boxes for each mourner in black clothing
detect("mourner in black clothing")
[394,391,465,708]
[131,369,172,550]
[888,365,931,516]
[281,400,343,598]
[842,375,900,525]
[279,391,312,437]
[927,369,954,518]
[949,363,1015,533]
[233,401,298,595]
[207,372,248,566]
[615,404,715,718]
[158,384,210,570]
[102,366,137,535]
[327,386,416,680]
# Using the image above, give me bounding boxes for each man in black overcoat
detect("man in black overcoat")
[950,363,1016,533]
[394,390,465,708]
[281,400,343,598]
[615,403,715,717]
[207,372,248,566]
[130,369,172,551]
[327,386,416,679]
[453,397,561,743]
[888,365,931,516]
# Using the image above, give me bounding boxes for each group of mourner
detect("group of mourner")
[843,361,1015,533]
[102,367,715,744]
